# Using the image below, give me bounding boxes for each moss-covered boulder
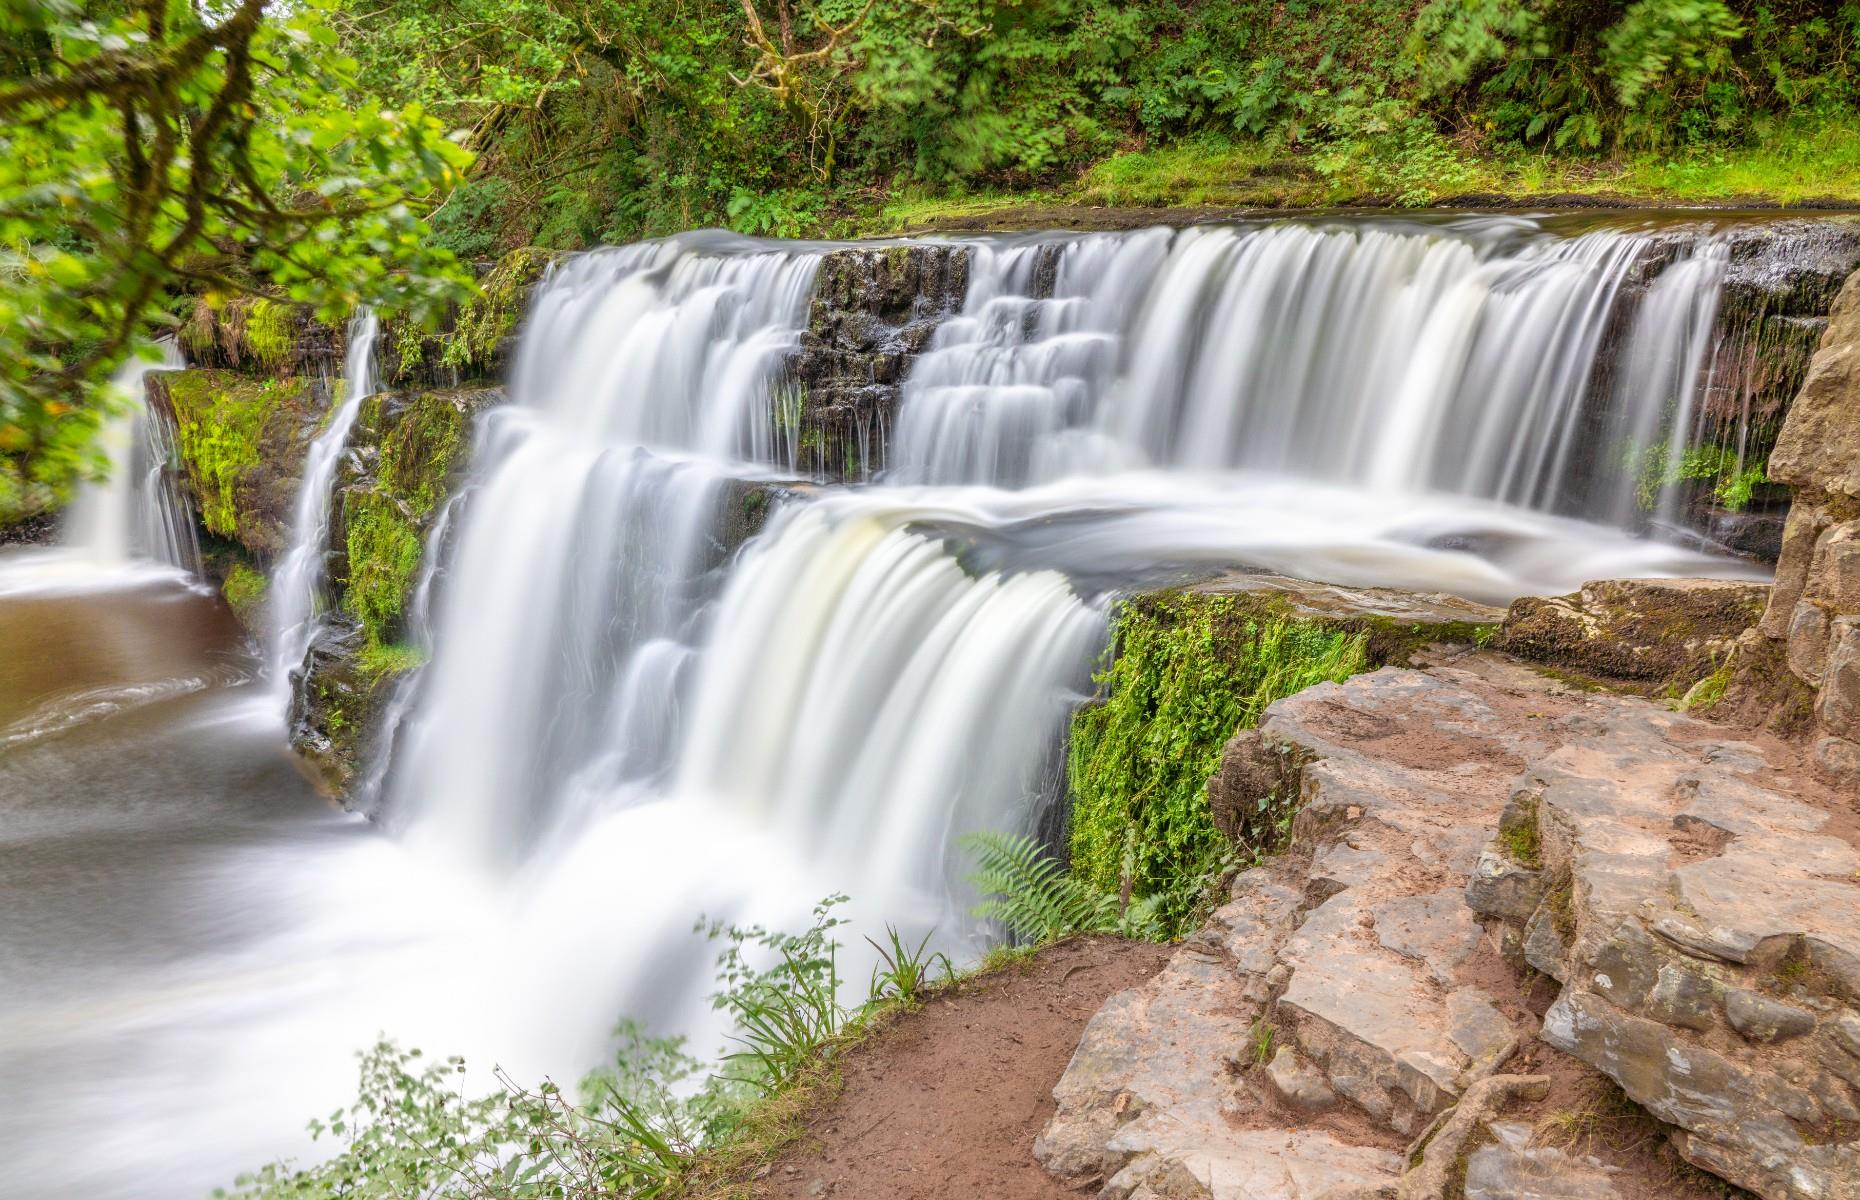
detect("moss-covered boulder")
[289,385,500,797]
[152,369,337,558]
[1500,577,1767,695]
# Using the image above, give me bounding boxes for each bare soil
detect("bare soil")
[750,936,1171,1200]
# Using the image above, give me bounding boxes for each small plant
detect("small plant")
[963,830,1164,943]
[1249,1018,1276,1067]
[705,895,850,1094]
[866,926,953,1005]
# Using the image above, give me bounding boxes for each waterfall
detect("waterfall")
[62,339,194,569]
[387,240,822,866]
[352,216,1760,1076]
[270,310,380,694]
[886,220,1720,521]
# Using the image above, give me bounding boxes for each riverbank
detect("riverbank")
[866,118,1860,236]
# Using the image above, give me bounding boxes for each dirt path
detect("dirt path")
[752,936,1171,1200]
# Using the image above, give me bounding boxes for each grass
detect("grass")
[863,112,1860,236]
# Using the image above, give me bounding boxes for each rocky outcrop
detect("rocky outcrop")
[1040,650,1859,1200]
[1743,265,1860,785]
[1500,577,1766,695]
[1468,709,1860,1196]
[288,385,500,796]
[151,368,338,559]
[786,244,968,479]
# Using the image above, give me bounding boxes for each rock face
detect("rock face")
[1468,712,1860,1197]
[1745,264,1860,784]
[786,244,968,479]
[1039,652,1860,1200]
[151,368,338,558]
[288,385,501,798]
[1500,577,1767,693]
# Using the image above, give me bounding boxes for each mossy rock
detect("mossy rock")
[289,385,500,801]
[288,616,424,797]
[1501,577,1769,695]
[152,369,335,558]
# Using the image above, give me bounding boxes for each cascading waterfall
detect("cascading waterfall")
[887,220,1726,523]
[387,240,823,866]
[270,310,381,696]
[61,339,195,569]
[350,218,1764,1101]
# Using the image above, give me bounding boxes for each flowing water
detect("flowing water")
[59,340,196,574]
[270,310,381,701]
[0,215,1785,1198]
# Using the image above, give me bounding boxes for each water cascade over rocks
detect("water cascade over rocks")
[9,215,1822,1200]
[61,339,195,571]
[270,309,381,700]
[352,216,1779,1069]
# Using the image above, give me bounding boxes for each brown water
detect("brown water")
[0,558,459,1199]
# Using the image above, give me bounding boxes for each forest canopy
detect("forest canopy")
[4,0,1859,519]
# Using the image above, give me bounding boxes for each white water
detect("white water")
[61,340,195,570]
[0,216,1780,1199]
[270,310,381,697]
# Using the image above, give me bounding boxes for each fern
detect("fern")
[962,831,1163,943]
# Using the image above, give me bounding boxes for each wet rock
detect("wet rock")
[1501,578,1767,691]
[787,245,969,480]
[1770,269,1860,500]
[289,386,503,801]
[153,369,338,558]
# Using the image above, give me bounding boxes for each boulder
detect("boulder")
[1500,578,1767,691]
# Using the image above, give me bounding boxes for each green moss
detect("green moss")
[222,562,268,629]
[242,298,296,368]
[1500,801,1543,869]
[377,393,469,519]
[440,246,545,373]
[357,641,428,680]
[343,494,423,648]
[1067,592,1370,928]
[163,372,303,540]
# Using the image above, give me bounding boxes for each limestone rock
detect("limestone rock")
[1265,1047,1338,1113]
[1770,268,1860,498]
[1461,1122,1622,1200]
[1724,989,1816,1043]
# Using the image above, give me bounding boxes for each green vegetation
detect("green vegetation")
[323,0,1860,260]
[1067,593,1369,930]
[162,372,316,544]
[222,562,269,629]
[1629,443,1770,512]
[963,830,1166,942]
[220,897,979,1199]
[2,0,471,518]
[343,495,423,650]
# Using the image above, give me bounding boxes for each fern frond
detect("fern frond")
[961,830,1124,943]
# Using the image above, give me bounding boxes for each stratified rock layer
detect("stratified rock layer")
[1747,263,1860,785]
[787,244,968,479]
[1039,651,1859,1200]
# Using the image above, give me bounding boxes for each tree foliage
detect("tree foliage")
[1,0,472,515]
